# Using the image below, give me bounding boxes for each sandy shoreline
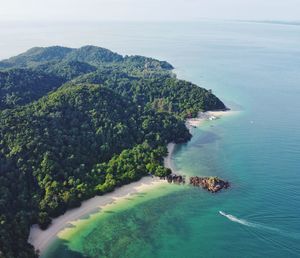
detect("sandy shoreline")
[28,177,167,254]
[165,110,236,173]
[164,142,176,170]
[186,110,236,128]
[28,110,235,255]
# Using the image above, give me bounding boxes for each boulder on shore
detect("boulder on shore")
[164,174,186,184]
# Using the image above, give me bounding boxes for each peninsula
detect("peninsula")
[0,46,226,258]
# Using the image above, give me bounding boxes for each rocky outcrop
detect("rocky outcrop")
[162,174,229,193]
[189,176,229,193]
[164,174,186,184]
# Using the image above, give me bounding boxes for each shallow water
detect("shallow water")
[2,20,300,257]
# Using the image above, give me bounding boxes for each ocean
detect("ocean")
[2,20,300,257]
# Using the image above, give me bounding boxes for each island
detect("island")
[0,45,226,258]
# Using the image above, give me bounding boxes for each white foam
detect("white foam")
[219,211,300,241]
[219,211,256,227]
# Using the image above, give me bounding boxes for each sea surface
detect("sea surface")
[2,21,300,257]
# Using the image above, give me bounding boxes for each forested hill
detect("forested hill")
[0,69,63,109]
[0,45,225,115]
[0,46,226,258]
[0,45,170,69]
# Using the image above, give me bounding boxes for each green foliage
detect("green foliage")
[0,69,63,109]
[35,60,97,81]
[63,45,123,65]
[0,45,225,257]
[73,67,225,118]
[0,46,73,68]
[94,144,170,192]
[154,166,172,177]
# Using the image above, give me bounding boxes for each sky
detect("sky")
[0,0,299,22]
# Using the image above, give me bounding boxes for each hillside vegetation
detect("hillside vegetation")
[0,46,225,258]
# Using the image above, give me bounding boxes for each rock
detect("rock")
[161,174,229,192]
[189,176,229,193]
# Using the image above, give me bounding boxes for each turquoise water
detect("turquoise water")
[2,21,300,257]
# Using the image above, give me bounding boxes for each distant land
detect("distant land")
[0,45,225,258]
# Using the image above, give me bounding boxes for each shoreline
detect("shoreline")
[28,177,167,254]
[164,141,176,170]
[186,110,236,128]
[28,109,234,255]
[165,110,236,174]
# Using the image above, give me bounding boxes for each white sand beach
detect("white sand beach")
[28,176,167,254]
[164,142,176,170]
[186,110,237,128]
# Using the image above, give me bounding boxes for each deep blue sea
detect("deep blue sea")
[2,20,300,257]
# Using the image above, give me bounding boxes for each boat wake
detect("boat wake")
[219,211,257,227]
[219,211,282,232]
[219,210,300,253]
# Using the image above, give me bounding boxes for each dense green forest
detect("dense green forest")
[0,69,63,109]
[0,46,226,258]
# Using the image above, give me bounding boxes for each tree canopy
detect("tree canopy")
[0,46,225,258]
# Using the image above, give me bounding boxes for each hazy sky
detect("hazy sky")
[0,0,299,22]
